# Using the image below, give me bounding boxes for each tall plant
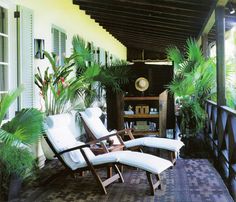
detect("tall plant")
[35,51,100,115]
[0,86,44,199]
[72,35,129,107]
[167,38,216,135]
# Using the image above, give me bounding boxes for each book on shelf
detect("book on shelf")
[124,121,135,129]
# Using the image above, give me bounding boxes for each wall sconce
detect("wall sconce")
[229,3,235,14]
[34,39,45,59]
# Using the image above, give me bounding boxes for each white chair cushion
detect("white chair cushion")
[73,150,172,174]
[112,151,172,174]
[45,114,172,174]
[80,111,120,144]
[82,108,184,152]
[85,107,103,118]
[45,114,95,170]
[124,137,184,152]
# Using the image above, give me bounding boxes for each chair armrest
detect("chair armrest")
[58,143,97,172]
[124,129,135,140]
[88,132,123,145]
[58,144,90,155]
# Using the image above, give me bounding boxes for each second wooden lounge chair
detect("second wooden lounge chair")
[44,113,173,195]
[80,107,184,164]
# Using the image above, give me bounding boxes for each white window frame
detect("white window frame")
[51,24,66,66]
[0,0,17,122]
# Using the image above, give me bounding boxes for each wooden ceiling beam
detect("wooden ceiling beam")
[109,31,186,44]
[123,42,183,52]
[112,36,186,48]
[86,10,203,28]
[99,23,193,39]
[112,32,186,44]
[105,27,189,42]
[91,15,199,33]
[197,0,229,44]
[79,4,205,24]
[96,20,197,37]
[74,0,207,18]
[118,0,214,7]
[74,0,211,12]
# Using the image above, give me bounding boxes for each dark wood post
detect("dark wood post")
[106,88,124,131]
[215,6,226,106]
[202,34,209,58]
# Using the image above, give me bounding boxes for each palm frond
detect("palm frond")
[1,108,44,145]
[0,85,24,126]
[166,46,183,70]
[186,38,203,63]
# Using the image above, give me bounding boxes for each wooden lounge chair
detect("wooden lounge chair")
[80,107,184,164]
[44,113,173,195]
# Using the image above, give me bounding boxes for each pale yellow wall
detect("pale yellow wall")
[12,0,127,60]
[10,0,126,109]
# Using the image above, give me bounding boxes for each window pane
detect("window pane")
[0,35,8,62]
[0,7,8,34]
[0,65,7,91]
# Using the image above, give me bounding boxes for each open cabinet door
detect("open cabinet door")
[159,90,168,137]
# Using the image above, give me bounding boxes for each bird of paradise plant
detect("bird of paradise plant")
[35,51,100,115]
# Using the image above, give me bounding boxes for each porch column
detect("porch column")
[202,34,210,58]
[215,6,226,106]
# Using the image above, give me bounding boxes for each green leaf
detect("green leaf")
[0,85,24,126]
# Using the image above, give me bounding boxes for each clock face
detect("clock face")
[135,77,149,92]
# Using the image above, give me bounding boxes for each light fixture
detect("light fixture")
[229,3,235,15]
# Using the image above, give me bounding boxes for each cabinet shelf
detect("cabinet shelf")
[124,114,159,119]
[124,96,159,101]
[124,131,159,136]
[123,96,159,136]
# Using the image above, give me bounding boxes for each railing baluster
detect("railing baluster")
[205,100,236,200]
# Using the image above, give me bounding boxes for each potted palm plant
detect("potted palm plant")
[72,35,130,108]
[166,38,216,154]
[0,86,44,201]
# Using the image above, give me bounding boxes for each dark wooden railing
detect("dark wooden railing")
[205,100,236,200]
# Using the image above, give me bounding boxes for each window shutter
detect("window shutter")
[52,28,59,57]
[100,48,105,65]
[52,27,66,66]
[17,6,34,108]
[60,32,66,65]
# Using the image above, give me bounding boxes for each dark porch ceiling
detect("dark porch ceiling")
[73,0,217,59]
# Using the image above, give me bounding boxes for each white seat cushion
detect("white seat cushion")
[110,151,172,174]
[45,113,173,174]
[81,107,184,152]
[79,151,172,174]
[124,137,184,152]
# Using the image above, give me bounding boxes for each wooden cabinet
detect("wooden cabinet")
[106,62,175,137]
[123,96,159,136]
